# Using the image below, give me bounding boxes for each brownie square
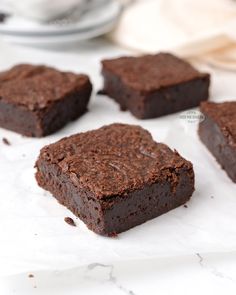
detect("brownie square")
[0,64,92,137]
[199,101,236,182]
[101,53,210,119]
[35,123,194,236]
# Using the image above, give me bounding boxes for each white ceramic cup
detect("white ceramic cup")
[8,0,87,22]
[87,0,110,9]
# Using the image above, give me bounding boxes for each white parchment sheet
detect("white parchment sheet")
[0,41,235,277]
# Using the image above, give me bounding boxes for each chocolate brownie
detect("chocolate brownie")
[0,64,92,137]
[101,53,210,119]
[199,101,236,182]
[35,123,195,236]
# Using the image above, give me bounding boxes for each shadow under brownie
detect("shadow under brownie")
[35,123,195,236]
[0,64,92,137]
[101,53,210,119]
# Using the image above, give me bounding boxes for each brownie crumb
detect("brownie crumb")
[183,204,188,208]
[64,217,76,226]
[2,137,10,145]
[0,12,9,23]
[97,89,107,95]
[108,232,118,238]
[28,274,34,278]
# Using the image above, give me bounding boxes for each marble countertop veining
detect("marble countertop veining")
[1,252,236,294]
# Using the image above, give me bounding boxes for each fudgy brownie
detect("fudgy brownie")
[0,64,92,137]
[101,53,210,119]
[35,123,195,236]
[199,101,236,182]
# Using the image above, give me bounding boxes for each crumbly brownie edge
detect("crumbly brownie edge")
[101,68,210,119]
[0,100,41,137]
[198,111,236,182]
[143,75,210,119]
[101,53,210,92]
[35,154,194,235]
[0,77,92,137]
[35,158,105,234]
[101,164,194,235]
[38,80,92,136]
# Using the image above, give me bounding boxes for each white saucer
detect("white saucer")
[0,0,122,46]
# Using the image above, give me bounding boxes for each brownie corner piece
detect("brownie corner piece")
[199,101,236,182]
[0,64,92,137]
[35,123,195,236]
[101,52,210,119]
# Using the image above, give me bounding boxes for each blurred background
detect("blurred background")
[0,0,236,69]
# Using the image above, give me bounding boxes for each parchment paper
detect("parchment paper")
[0,41,235,277]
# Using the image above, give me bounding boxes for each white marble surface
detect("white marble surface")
[1,253,236,294]
[0,38,236,294]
